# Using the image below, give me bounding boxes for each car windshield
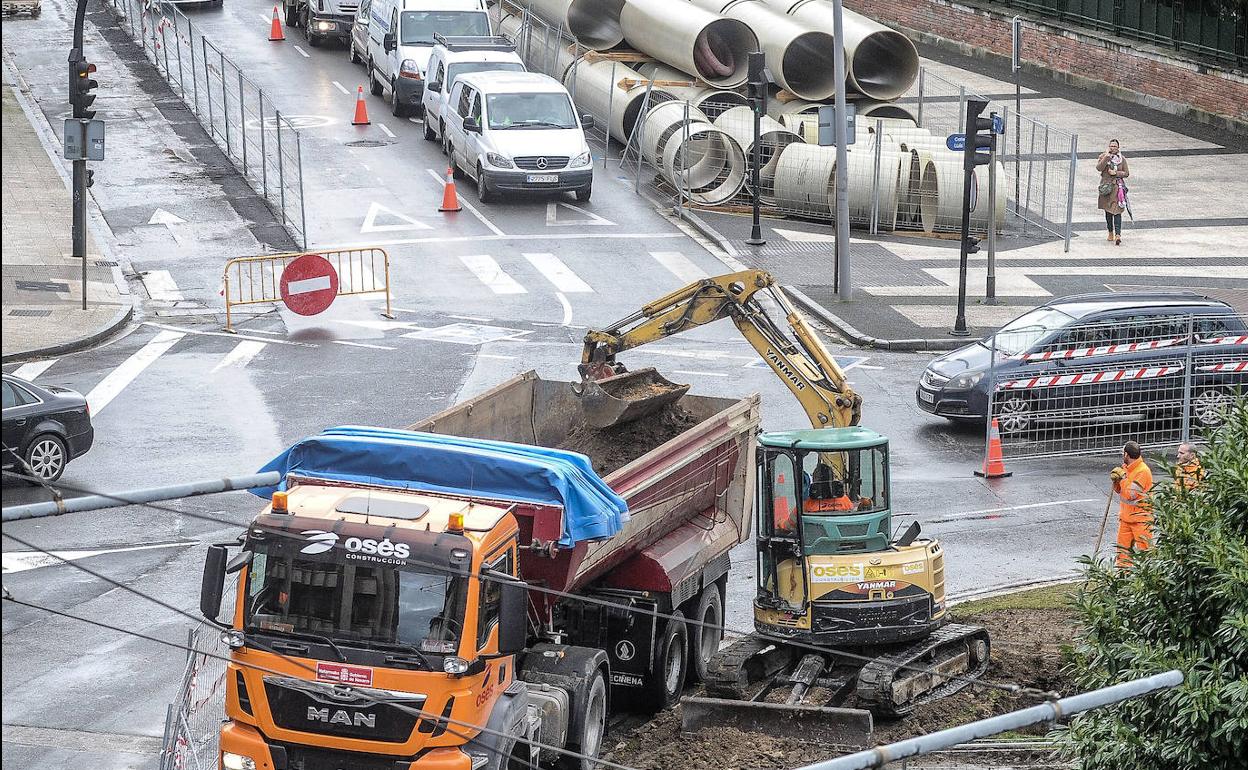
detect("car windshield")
[446,61,524,91]
[245,538,467,655]
[486,92,576,130]
[987,307,1076,355]
[400,11,489,45]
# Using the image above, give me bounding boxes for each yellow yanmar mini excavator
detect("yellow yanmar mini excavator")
[576,270,990,733]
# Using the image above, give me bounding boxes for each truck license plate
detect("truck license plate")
[918,390,935,404]
[526,173,558,183]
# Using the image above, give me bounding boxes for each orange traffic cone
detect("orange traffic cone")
[352,85,370,126]
[975,418,1012,478]
[438,166,461,212]
[268,5,285,42]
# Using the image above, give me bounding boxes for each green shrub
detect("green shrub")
[1056,398,1248,769]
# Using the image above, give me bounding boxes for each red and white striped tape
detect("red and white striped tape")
[1014,334,1247,362]
[1200,335,1248,346]
[998,365,1184,390]
[1199,361,1248,373]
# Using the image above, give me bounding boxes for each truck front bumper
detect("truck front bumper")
[307,12,352,41]
[219,721,474,770]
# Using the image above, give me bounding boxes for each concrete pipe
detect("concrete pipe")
[916,153,947,234]
[773,143,837,218]
[896,148,933,230]
[621,0,758,88]
[843,149,903,230]
[499,11,578,81]
[565,58,676,143]
[641,100,709,167]
[636,63,750,120]
[523,0,626,51]
[762,0,919,100]
[690,0,839,101]
[714,105,803,203]
[973,160,1007,230]
[856,100,919,123]
[662,123,747,205]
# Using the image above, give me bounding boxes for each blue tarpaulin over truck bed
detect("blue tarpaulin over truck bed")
[253,426,630,546]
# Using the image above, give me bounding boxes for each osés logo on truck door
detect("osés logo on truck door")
[299,529,411,564]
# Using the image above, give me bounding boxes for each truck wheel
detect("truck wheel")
[284,4,297,27]
[368,62,383,96]
[390,81,407,117]
[558,669,607,770]
[349,40,361,65]
[687,585,723,683]
[423,119,436,141]
[643,609,688,712]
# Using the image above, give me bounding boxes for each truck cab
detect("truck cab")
[286,0,360,47]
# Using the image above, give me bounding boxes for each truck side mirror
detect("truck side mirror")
[200,545,228,623]
[580,114,594,130]
[383,32,397,52]
[497,580,528,655]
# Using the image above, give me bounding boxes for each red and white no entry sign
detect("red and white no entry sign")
[280,254,339,316]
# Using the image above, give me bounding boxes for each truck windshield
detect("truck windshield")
[487,92,577,130]
[401,11,489,45]
[447,61,524,92]
[245,540,466,655]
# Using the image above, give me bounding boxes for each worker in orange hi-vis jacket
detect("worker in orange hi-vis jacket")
[1174,442,1204,491]
[1110,441,1155,568]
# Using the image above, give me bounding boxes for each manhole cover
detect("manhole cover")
[345,139,393,148]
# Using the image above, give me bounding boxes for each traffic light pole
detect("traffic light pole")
[830,0,851,300]
[746,52,765,246]
[952,98,994,337]
[70,0,89,310]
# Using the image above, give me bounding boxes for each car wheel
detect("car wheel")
[996,393,1033,435]
[1192,387,1232,428]
[477,164,495,203]
[25,434,67,483]
[368,62,383,96]
[390,81,406,117]
[423,118,436,141]
[284,4,298,27]
[575,183,592,203]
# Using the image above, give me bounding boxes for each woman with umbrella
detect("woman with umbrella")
[1097,139,1131,245]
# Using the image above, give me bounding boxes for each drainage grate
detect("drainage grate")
[94,260,119,267]
[345,139,393,148]
[9,309,54,318]
[15,280,70,293]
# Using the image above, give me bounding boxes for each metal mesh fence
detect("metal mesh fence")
[102,0,308,248]
[159,627,228,770]
[984,312,1248,460]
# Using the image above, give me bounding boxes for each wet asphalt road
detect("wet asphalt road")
[2,3,1116,768]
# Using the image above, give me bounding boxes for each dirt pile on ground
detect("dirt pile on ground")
[557,403,699,476]
[606,709,831,770]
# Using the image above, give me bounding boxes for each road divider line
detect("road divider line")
[11,360,57,381]
[140,321,316,347]
[901,497,1101,523]
[293,45,310,58]
[448,314,492,322]
[459,255,526,295]
[86,330,185,415]
[259,12,271,24]
[556,292,573,325]
[332,81,350,95]
[425,168,505,237]
[523,253,593,293]
[332,340,397,350]
[378,123,396,139]
[477,353,516,360]
[650,251,708,284]
[211,340,266,372]
[306,232,687,250]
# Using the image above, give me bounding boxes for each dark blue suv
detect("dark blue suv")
[916,292,1247,434]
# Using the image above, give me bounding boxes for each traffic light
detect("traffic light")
[746,52,766,114]
[962,98,994,172]
[965,235,980,254]
[86,170,95,188]
[70,59,98,119]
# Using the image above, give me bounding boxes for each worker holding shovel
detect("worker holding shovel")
[1106,441,1155,568]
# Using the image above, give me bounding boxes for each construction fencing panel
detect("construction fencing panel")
[985,312,1248,461]
[102,0,308,248]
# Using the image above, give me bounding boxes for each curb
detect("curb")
[948,576,1082,607]
[675,206,969,352]
[2,303,135,364]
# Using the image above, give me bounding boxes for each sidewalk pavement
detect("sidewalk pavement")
[2,72,131,362]
[685,46,1248,351]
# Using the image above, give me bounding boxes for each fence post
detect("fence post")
[203,38,213,137]
[986,133,999,302]
[603,61,616,167]
[221,50,231,158]
[1180,314,1194,442]
[676,101,689,217]
[161,17,171,80]
[159,703,175,770]
[239,72,248,176]
[190,21,198,115]
[276,111,287,226]
[174,11,185,97]
[1040,125,1050,235]
[259,90,268,199]
[1063,132,1077,253]
[870,118,883,235]
[296,131,308,249]
[957,85,966,133]
[916,67,924,128]
[1022,120,1036,236]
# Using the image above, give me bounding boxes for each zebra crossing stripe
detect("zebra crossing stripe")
[650,251,708,284]
[86,331,185,415]
[211,340,267,372]
[523,253,593,293]
[11,360,56,381]
[998,364,1184,390]
[458,255,526,295]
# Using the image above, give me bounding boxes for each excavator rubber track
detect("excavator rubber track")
[854,623,992,716]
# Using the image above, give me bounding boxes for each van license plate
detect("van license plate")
[526,174,558,183]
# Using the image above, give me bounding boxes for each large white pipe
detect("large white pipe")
[690,0,840,101]
[621,0,758,88]
[714,105,803,204]
[856,101,919,122]
[521,0,627,51]
[641,100,709,167]
[564,58,676,143]
[773,143,837,217]
[499,11,578,81]
[636,63,750,120]
[763,0,920,100]
[843,148,903,229]
[662,123,748,205]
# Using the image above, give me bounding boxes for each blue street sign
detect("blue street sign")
[946,133,965,151]
[992,113,1005,134]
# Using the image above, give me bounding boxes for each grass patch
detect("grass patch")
[953,581,1076,616]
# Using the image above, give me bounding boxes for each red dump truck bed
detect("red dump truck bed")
[409,371,760,610]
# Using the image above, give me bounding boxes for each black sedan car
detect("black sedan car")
[2,374,94,482]
[917,291,1247,434]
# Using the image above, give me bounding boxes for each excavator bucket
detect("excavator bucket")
[579,368,690,429]
[680,696,874,746]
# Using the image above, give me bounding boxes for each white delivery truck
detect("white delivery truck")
[421,34,525,143]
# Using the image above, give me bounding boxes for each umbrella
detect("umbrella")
[1119,181,1134,222]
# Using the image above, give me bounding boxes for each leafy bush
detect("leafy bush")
[1057,398,1248,769]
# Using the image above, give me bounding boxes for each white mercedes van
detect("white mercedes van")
[443,72,595,203]
[421,34,525,143]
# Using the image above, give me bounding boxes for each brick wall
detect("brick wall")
[848,0,1248,135]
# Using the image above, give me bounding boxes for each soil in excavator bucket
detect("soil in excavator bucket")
[579,368,690,429]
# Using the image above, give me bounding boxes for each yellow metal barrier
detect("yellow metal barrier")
[221,247,393,332]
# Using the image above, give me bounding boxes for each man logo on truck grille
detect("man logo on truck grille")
[300,530,339,555]
[615,640,636,662]
[307,706,376,729]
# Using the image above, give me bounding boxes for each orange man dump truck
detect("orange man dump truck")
[199,371,760,770]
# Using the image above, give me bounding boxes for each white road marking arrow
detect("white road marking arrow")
[148,208,186,226]
[360,202,432,233]
[546,202,614,227]
[2,541,196,574]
